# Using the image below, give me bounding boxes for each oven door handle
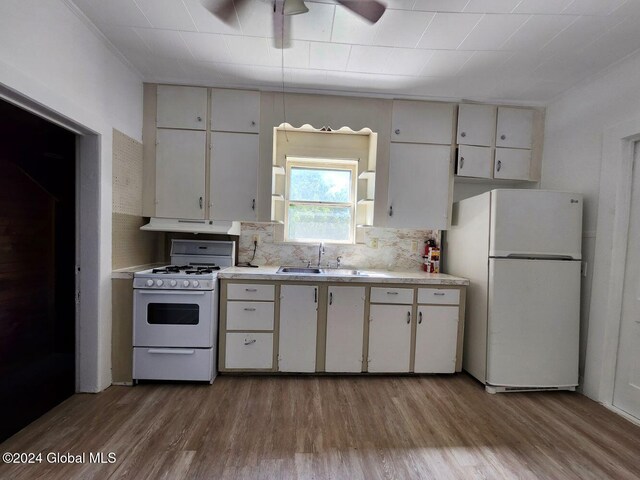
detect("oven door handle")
[136,290,207,295]
[147,348,196,355]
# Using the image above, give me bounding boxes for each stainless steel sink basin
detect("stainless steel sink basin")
[277,266,323,274]
[323,268,369,276]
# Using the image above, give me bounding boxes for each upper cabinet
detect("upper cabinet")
[457,104,496,147]
[391,101,455,145]
[211,89,260,133]
[156,85,207,130]
[496,107,534,149]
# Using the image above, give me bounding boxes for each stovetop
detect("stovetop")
[151,264,221,275]
[133,264,230,290]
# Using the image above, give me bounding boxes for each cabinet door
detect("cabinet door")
[457,145,493,179]
[457,104,496,146]
[387,143,453,229]
[156,129,206,219]
[368,305,412,373]
[210,132,258,221]
[494,148,532,181]
[326,286,365,373]
[211,89,260,133]
[415,306,459,373]
[225,333,273,369]
[496,107,533,149]
[157,85,207,130]
[279,285,318,372]
[391,100,455,144]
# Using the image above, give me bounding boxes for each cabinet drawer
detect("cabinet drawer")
[227,301,274,330]
[227,283,274,301]
[418,288,460,305]
[370,287,414,304]
[133,347,213,381]
[225,333,273,369]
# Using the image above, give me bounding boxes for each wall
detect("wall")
[540,49,640,401]
[0,0,143,392]
[239,223,438,272]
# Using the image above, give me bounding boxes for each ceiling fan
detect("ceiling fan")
[203,0,387,48]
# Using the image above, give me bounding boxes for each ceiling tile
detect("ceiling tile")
[578,17,640,66]
[235,0,273,37]
[134,28,192,58]
[412,1,470,13]
[416,12,483,49]
[182,60,230,85]
[501,14,577,51]
[288,2,335,42]
[463,0,522,14]
[382,48,435,75]
[383,0,417,10]
[98,24,150,57]
[561,0,628,15]
[610,0,640,18]
[331,5,380,44]
[73,0,151,27]
[498,50,548,75]
[134,0,197,31]
[405,77,460,98]
[182,0,241,34]
[347,46,432,75]
[224,35,272,66]
[180,31,231,63]
[541,14,622,56]
[533,52,595,83]
[420,50,475,76]
[309,43,351,71]
[267,40,311,69]
[457,50,512,75]
[513,0,574,14]
[458,14,530,50]
[372,10,435,47]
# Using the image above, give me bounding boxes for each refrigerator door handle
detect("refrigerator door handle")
[504,254,576,261]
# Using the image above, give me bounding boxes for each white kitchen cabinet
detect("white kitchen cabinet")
[368,304,412,373]
[494,148,532,181]
[211,89,260,133]
[457,145,493,179]
[325,286,365,373]
[225,333,273,369]
[387,143,453,229]
[210,132,259,221]
[156,85,207,130]
[496,107,534,149]
[457,104,496,147]
[279,284,318,372]
[391,100,455,145]
[414,305,459,373]
[155,129,206,219]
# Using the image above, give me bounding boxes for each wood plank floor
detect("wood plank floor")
[1,374,639,479]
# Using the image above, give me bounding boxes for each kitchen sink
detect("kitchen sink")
[323,268,369,276]
[276,266,369,276]
[277,266,323,274]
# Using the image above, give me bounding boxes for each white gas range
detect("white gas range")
[132,239,235,384]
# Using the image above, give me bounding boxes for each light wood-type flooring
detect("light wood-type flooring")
[1,374,640,479]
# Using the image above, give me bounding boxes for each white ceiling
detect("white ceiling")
[71,0,640,103]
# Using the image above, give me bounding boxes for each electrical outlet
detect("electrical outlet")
[370,237,378,249]
[252,234,260,245]
[411,240,418,253]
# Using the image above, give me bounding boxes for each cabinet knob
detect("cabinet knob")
[251,121,256,126]
[496,160,502,172]
[197,116,202,122]
[460,131,466,138]
[394,129,400,135]
[500,134,506,140]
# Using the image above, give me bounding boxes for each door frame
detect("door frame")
[587,117,640,406]
[0,84,105,393]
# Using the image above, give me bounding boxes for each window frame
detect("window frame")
[284,156,358,244]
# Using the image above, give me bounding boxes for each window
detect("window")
[285,157,358,243]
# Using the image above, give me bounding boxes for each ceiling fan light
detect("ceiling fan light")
[283,0,309,15]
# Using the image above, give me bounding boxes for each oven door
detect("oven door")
[133,289,214,348]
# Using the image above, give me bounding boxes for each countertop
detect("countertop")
[217,266,469,285]
[111,263,166,280]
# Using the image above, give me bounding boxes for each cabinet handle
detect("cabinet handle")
[314,288,317,303]
[244,339,257,345]
[387,291,399,295]
[433,292,446,296]
[395,128,400,135]
[251,120,256,126]
[199,196,203,209]
[148,348,194,355]
[460,156,465,169]
[500,134,506,140]
[418,311,423,324]
[389,205,393,217]
[329,292,333,305]
[406,311,411,324]
[243,307,256,311]
[460,131,466,138]
[251,198,255,211]
[245,288,257,292]
[197,116,202,122]
[496,160,502,172]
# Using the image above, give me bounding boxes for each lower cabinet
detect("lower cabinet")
[368,304,412,373]
[225,333,273,369]
[415,305,459,373]
[278,284,318,372]
[325,286,365,373]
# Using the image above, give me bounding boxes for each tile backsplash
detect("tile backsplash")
[238,223,439,271]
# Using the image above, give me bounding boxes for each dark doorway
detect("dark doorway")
[0,99,76,441]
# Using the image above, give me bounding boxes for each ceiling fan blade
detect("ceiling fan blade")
[273,0,292,49]
[336,0,386,23]
[200,0,246,25]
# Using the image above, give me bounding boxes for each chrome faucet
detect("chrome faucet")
[317,242,325,267]
[336,256,343,268]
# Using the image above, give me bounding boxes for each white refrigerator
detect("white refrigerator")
[445,189,582,393]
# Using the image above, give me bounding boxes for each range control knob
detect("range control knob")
[192,280,200,288]
[146,279,154,287]
[156,280,164,287]
[182,280,190,287]
[170,280,177,287]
